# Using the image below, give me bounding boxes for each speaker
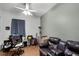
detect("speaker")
[23,41,27,47]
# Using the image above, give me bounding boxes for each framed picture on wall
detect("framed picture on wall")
[5,26,10,30]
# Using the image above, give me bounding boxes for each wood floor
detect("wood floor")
[22,46,40,56]
[0,46,40,56]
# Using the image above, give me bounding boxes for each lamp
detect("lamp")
[22,11,32,16]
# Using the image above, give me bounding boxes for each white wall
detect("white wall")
[41,3,79,41]
[0,10,40,45]
[25,16,40,37]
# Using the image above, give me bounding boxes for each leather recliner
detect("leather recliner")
[49,40,66,56]
[66,40,79,54]
[48,37,61,49]
[48,37,66,56]
[48,38,73,56]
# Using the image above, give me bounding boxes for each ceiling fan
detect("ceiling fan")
[15,3,37,16]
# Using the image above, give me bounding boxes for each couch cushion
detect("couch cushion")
[57,41,66,51]
[49,37,61,44]
[49,41,57,49]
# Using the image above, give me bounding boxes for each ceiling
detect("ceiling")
[0,3,56,16]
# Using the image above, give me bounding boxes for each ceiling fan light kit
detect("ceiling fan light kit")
[22,11,32,16]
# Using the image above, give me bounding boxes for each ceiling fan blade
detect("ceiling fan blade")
[15,7,25,11]
[29,10,37,12]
